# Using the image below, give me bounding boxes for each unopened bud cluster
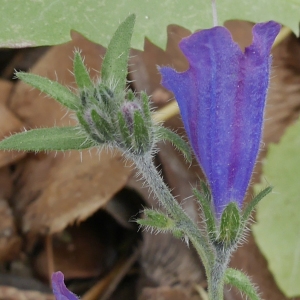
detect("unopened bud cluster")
[76,84,154,156]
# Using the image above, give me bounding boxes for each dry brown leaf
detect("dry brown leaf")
[0,80,25,167]
[139,286,190,300]
[0,80,13,104]
[22,149,132,234]
[0,167,13,199]
[0,199,21,261]
[0,286,54,300]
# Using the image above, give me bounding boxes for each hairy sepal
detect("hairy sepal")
[193,186,216,241]
[217,202,241,247]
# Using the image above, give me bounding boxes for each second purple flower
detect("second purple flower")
[159,21,280,218]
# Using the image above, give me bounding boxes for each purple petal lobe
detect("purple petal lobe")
[52,271,79,300]
[160,21,280,218]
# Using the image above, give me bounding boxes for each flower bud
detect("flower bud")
[121,101,142,134]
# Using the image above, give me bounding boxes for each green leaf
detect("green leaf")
[218,202,241,246]
[137,209,175,231]
[193,187,216,241]
[73,50,93,90]
[224,268,260,300]
[242,186,272,223]
[156,126,192,163]
[0,127,93,151]
[1,0,298,50]
[252,118,300,297]
[15,72,80,110]
[101,14,135,95]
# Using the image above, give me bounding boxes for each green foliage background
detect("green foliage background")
[253,119,300,298]
[1,0,300,50]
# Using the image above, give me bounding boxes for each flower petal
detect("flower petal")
[160,21,280,217]
[52,271,79,300]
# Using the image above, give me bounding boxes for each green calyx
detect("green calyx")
[217,202,242,247]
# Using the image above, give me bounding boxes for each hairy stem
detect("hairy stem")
[208,245,231,300]
[131,154,214,276]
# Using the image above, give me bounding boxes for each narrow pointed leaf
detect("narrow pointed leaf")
[137,209,175,231]
[0,127,93,151]
[156,126,192,163]
[73,51,93,90]
[101,14,135,95]
[193,188,216,241]
[218,202,241,246]
[224,268,260,300]
[242,186,272,222]
[15,72,80,110]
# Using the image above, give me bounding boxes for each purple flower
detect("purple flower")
[159,21,280,218]
[52,271,79,300]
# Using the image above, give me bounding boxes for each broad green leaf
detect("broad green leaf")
[101,14,135,95]
[15,72,80,110]
[252,119,300,297]
[0,127,93,151]
[224,268,260,300]
[156,126,192,163]
[73,51,93,90]
[1,0,299,50]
